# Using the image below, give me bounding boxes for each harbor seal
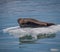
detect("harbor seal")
[17,18,55,28]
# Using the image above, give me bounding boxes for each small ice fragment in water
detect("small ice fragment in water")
[50,48,59,52]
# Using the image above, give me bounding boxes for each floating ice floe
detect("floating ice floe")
[3,25,60,39]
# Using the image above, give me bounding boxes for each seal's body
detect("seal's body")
[18,18,55,28]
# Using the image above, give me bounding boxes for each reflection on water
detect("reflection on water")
[19,34,56,43]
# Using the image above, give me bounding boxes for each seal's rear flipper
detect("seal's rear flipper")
[47,23,55,26]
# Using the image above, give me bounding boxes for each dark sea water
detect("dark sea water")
[0,0,60,52]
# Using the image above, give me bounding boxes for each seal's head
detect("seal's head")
[18,18,28,24]
[18,18,23,24]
